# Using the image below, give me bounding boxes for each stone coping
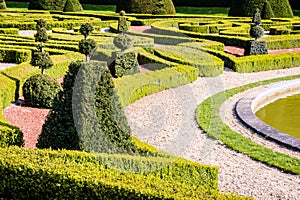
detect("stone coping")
[236,79,300,151]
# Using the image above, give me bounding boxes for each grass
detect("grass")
[196,75,300,174]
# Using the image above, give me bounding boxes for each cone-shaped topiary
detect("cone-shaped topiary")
[116,0,176,14]
[29,0,83,12]
[261,0,275,19]
[22,74,61,108]
[229,0,293,18]
[0,0,6,9]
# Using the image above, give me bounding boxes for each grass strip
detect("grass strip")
[196,75,300,174]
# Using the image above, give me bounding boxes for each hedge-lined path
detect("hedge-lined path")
[125,67,300,200]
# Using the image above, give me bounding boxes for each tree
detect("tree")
[78,23,97,62]
[28,0,83,12]
[117,10,128,33]
[31,19,53,74]
[116,0,176,14]
[0,0,6,10]
[79,22,94,39]
[229,0,293,18]
[261,0,275,19]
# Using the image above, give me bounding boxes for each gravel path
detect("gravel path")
[125,67,300,199]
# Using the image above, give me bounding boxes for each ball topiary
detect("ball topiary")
[229,0,293,18]
[78,38,97,62]
[79,22,94,39]
[250,24,265,39]
[116,0,176,14]
[28,0,83,12]
[113,34,133,51]
[0,0,6,10]
[22,74,61,108]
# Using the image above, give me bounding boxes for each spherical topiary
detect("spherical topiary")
[28,0,82,12]
[120,10,126,16]
[0,0,7,10]
[229,0,293,18]
[261,0,275,19]
[22,74,61,108]
[35,28,48,43]
[31,51,53,74]
[78,38,97,61]
[116,0,176,15]
[79,22,94,39]
[250,25,265,39]
[36,19,46,29]
[113,34,133,51]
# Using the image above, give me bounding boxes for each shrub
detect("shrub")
[110,50,139,77]
[261,0,274,19]
[79,22,93,39]
[0,28,18,35]
[28,0,83,12]
[30,51,53,74]
[78,39,97,61]
[228,0,293,18]
[116,0,176,15]
[0,0,6,10]
[117,12,128,33]
[244,40,268,55]
[250,25,264,39]
[22,74,61,108]
[113,34,133,51]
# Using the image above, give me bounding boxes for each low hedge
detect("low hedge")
[154,46,223,77]
[204,48,300,73]
[0,48,31,63]
[0,28,19,35]
[0,146,251,199]
[196,75,300,174]
[115,65,199,107]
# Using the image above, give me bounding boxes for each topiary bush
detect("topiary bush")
[113,34,133,51]
[229,0,293,18]
[79,22,94,39]
[261,0,274,19]
[116,0,176,14]
[28,0,83,12]
[78,39,97,62]
[22,74,61,108]
[250,25,264,39]
[0,0,6,10]
[38,60,138,153]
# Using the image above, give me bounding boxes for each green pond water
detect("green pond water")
[256,93,300,139]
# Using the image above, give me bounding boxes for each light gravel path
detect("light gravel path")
[125,67,300,200]
[0,63,16,71]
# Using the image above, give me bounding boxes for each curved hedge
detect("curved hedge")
[228,0,293,18]
[28,0,83,12]
[116,0,176,14]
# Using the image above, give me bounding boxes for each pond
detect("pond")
[256,93,300,139]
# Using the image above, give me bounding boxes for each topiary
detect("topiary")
[229,0,293,18]
[252,8,262,25]
[79,22,94,39]
[22,74,61,108]
[0,0,6,10]
[113,34,133,51]
[28,0,83,12]
[117,11,128,33]
[31,51,53,74]
[250,24,264,39]
[78,39,97,62]
[261,0,275,19]
[35,28,48,43]
[37,60,138,153]
[116,0,176,15]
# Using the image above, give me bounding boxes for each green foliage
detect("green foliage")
[196,75,300,174]
[0,48,31,64]
[0,0,6,10]
[229,0,293,18]
[0,146,252,200]
[113,34,133,51]
[118,16,128,33]
[250,25,264,39]
[30,51,53,74]
[78,38,97,61]
[28,0,83,12]
[115,65,199,107]
[154,46,223,77]
[22,74,61,108]
[261,0,274,19]
[35,28,48,43]
[116,0,176,15]
[0,28,18,35]
[36,18,46,29]
[79,22,93,39]
[244,40,268,55]
[110,51,139,77]
[252,8,262,25]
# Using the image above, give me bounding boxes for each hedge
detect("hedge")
[115,65,199,107]
[0,28,18,35]
[0,146,252,199]
[153,45,224,77]
[204,47,300,73]
[0,48,31,63]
